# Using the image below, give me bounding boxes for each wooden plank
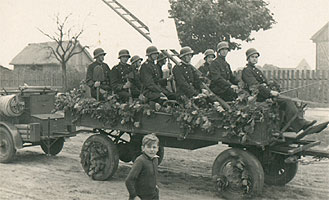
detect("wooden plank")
[305,70,310,101]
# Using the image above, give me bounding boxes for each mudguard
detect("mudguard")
[0,122,23,149]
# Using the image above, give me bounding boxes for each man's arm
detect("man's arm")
[173,65,198,97]
[140,65,162,92]
[86,64,94,88]
[125,159,143,199]
[242,68,271,98]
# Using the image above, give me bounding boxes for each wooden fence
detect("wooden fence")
[236,70,329,105]
[0,70,85,91]
[1,69,328,105]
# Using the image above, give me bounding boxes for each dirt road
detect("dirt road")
[0,109,329,200]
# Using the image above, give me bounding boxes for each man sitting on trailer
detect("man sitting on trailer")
[86,48,111,100]
[140,46,170,103]
[155,53,176,100]
[208,41,239,101]
[173,46,202,98]
[111,49,135,102]
[241,48,317,133]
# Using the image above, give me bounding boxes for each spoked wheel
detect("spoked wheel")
[80,134,119,181]
[212,148,264,199]
[40,138,64,155]
[263,154,298,186]
[0,127,16,163]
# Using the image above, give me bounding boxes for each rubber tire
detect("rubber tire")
[41,138,64,156]
[0,127,16,163]
[263,155,298,186]
[212,148,264,199]
[80,134,119,181]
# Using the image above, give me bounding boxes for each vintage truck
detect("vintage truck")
[0,86,76,163]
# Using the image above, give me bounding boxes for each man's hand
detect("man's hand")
[123,81,132,89]
[99,89,106,94]
[167,74,174,81]
[159,92,168,100]
[270,90,280,97]
[231,85,238,92]
[94,81,100,88]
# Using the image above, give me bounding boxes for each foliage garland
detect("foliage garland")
[54,86,281,141]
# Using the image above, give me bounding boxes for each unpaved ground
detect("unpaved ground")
[1,108,329,200]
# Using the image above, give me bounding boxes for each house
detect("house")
[10,41,93,74]
[311,22,329,70]
[296,59,311,70]
[0,65,12,72]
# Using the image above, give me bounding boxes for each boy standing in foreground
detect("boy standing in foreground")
[125,134,160,200]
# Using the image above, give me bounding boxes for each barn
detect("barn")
[10,41,93,73]
[311,22,329,70]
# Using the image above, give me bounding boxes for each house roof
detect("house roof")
[311,21,329,42]
[10,41,93,65]
[296,58,311,70]
[0,65,11,71]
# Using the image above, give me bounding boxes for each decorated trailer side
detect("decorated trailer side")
[0,86,76,163]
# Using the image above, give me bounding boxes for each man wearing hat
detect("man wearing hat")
[173,46,202,98]
[199,49,215,78]
[129,55,143,98]
[209,41,239,101]
[86,48,111,99]
[156,53,176,100]
[242,48,316,133]
[140,46,169,103]
[111,49,133,101]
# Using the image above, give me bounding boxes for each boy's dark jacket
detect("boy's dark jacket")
[125,153,159,199]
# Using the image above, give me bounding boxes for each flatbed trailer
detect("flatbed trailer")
[66,107,329,199]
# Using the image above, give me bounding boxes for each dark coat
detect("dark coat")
[199,62,210,77]
[173,62,202,98]
[86,61,111,98]
[140,60,163,100]
[125,153,159,199]
[110,62,132,94]
[209,56,239,95]
[241,64,271,101]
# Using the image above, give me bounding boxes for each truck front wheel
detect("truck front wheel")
[0,127,16,163]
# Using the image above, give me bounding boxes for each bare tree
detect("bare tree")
[38,14,88,91]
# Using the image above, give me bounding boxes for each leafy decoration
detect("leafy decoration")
[55,86,280,141]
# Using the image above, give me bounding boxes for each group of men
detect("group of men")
[86,41,316,133]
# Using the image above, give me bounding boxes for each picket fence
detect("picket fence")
[0,70,85,91]
[1,69,328,105]
[235,69,329,105]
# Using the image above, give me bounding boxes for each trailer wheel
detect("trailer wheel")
[263,155,298,185]
[40,138,64,155]
[80,134,119,181]
[0,127,16,163]
[212,148,264,199]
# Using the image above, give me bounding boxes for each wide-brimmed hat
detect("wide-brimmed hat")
[130,55,143,64]
[93,48,106,58]
[203,49,215,59]
[246,48,260,60]
[216,41,229,52]
[118,49,131,59]
[179,46,194,58]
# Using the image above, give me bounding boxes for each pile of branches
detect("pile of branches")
[54,85,281,140]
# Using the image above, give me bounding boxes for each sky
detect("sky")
[0,0,328,70]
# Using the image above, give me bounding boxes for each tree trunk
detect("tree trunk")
[61,63,67,91]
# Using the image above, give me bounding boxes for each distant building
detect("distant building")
[296,59,311,70]
[10,41,93,73]
[311,22,329,70]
